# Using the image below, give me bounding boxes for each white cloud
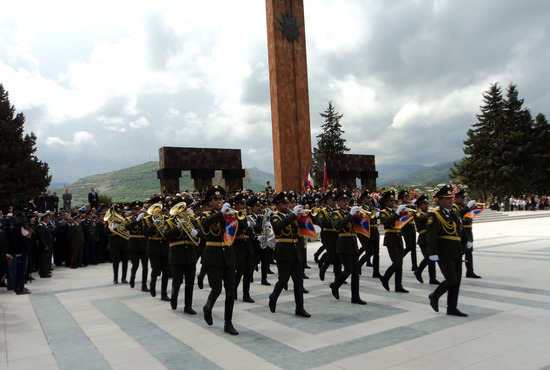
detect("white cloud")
[44,131,97,148]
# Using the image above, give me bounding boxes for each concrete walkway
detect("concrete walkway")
[2,213,550,369]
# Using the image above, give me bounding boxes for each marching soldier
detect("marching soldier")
[196,199,210,290]
[453,189,481,278]
[268,191,311,318]
[379,191,409,293]
[124,202,149,291]
[427,185,468,316]
[200,185,239,335]
[316,191,341,282]
[144,202,170,301]
[249,197,271,286]
[357,190,382,278]
[232,193,255,303]
[398,190,418,271]
[329,190,366,305]
[164,202,199,314]
[413,195,439,284]
[105,206,129,284]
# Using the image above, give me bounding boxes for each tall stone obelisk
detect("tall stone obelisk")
[266,0,312,192]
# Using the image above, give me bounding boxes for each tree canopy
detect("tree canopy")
[0,84,51,211]
[312,101,350,184]
[451,83,549,198]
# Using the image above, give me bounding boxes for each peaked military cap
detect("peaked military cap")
[232,193,247,204]
[434,185,453,199]
[454,189,466,198]
[334,189,351,201]
[359,190,371,201]
[398,189,408,200]
[416,194,429,204]
[272,191,290,204]
[380,190,396,202]
[205,185,226,201]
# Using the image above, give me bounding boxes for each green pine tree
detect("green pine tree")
[0,84,51,211]
[312,101,349,185]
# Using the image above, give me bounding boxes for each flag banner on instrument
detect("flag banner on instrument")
[353,215,370,237]
[297,216,317,238]
[395,214,414,229]
[463,208,483,220]
[224,216,239,245]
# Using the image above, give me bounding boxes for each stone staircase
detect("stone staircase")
[473,209,550,223]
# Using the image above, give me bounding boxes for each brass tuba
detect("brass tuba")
[105,208,130,240]
[298,207,321,217]
[147,202,165,237]
[169,202,200,246]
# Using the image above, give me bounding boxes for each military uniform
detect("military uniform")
[413,195,439,284]
[163,203,198,314]
[106,209,128,284]
[427,185,468,316]
[232,194,255,302]
[315,191,341,282]
[379,191,408,292]
[124,202,149,291]
[357,191,381,278]
[268,191,310,318]
[398,190,417,271]
[67,216,84,268]
[143,207,169,300]
[330,190,366,304]
[452,189,480,278]
[200,185,239,335]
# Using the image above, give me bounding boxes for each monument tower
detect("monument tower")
[266,0,312,192]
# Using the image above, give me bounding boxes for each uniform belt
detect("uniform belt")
[324,228,338,232]
[235,235,249,239]
[438,235,461,241]
[149,236,163,240]
[129,235,145,239]
[170,240,194,247]
[206,241,224,247]
[338,232,355,237]
[255,233,262,237]
[276,238,298,243]
[462,225,472,228]
[385,229,400,233]
[418,230,426,234]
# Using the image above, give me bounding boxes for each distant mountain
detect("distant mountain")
[377,161,455,187]
[52,162,274,204]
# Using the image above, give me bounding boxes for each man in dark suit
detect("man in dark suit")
[427,185,468,317]
[88,188,99,210]
[329,190,366,305]
[200,185,239,335]
[268,191,310,318]
[453,189,481,278]
[36,212,54,278]
[232,193,255,303]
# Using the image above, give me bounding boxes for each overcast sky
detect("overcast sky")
[2,0,549,185]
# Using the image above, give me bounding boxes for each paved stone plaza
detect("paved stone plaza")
[2,211,550,369]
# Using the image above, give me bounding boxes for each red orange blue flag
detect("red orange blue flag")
[394,214,414,229]
[463,208,483,220]
[297,215,317,238]
[353,215,370,237]
[223,216,239,245]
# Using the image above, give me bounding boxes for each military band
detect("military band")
[95,183,480,337]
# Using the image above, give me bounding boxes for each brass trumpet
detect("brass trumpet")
[224,208,247,220]
[358,206,377,218]
[104,208,130,240]
[298,207,320,217]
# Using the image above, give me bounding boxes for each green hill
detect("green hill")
[53,162,275,205]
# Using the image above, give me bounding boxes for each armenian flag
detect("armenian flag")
[394,214,414,229]
[353,215,370,237]
[297,215,317,238]
[223,216,239,245]
[463,208,483,220]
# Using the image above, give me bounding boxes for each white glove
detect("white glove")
[111,223,119,230]
[265,221,271,228]
[412,199,417,205]
[350,206,360,216]
[247,220,252,228]
[221,203,231,214]
[258,236,264,242]
[21,227,30,237]
[397,205,407,214]
[466,241,473,249]
[266,209,273,217]
[154,218,162,223]
[376,211,380,218]
[429,255,439,261]
[293,205,303,216]
[249,217,256,226]
[136,213,145,221]
[190,229,198,237]
[467,200,476,209]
